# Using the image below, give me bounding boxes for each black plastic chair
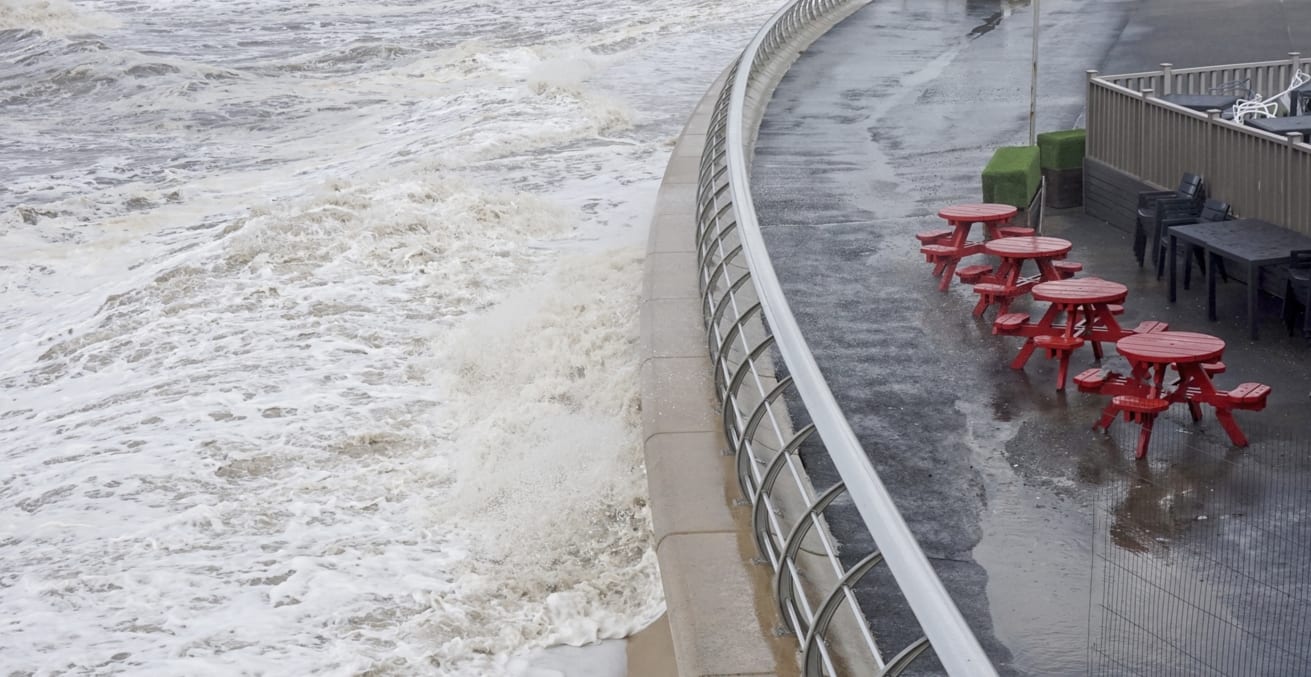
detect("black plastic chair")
[1152,198,1232,280]
[1134,173,1204,266]
[1280,250,1311,338]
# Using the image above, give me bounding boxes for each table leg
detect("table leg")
[1169,233,1178,303]
[1011,344,1037,370]
[939,259,958,292]
[1095,403,1118,431]
[1135,414,1158,459]
[1183,243,1194,290]
[1207,250,1219,322]
[1010,304,1061,370]
[1215,408,1249,447]
[1150,364,1167,398]
[1247,263,1260,340]
[1056,351,1073,391]
[1083,304,1106,360]
[1037,258,1059,282]
[949,221,970,249]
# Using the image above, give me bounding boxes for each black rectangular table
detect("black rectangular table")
[1245,115,1311,138]
[1168,219,1311,339]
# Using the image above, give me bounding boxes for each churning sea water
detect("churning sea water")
[0,0,774,673]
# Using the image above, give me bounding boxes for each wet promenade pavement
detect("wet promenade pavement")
[749,0,1311,674]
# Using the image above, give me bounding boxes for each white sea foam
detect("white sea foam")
[0,0,120,34]
[0,0,777,673]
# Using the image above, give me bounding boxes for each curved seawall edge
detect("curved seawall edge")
[638,68,802,677]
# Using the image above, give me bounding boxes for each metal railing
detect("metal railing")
[693,0,997,674]
[1087,53,1311,234]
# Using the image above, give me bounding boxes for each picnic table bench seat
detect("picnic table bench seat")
[1074,369,1144,396]
[1108,392,1174,458]
[1170,381,1269,413]
[920,243,955,261]
[956,264,994,284]
[1110,394,1172,416]
[993,312,1030,334]
[1132,320,1169,334]
[973,281,1032,316]
[1052,260,1083,279]
[915,228,954,244]
[1035,334,1084,350]
[1034,334,1086,389]
[1074,368,1107,390]
[997,225,1036,237]
[1221,382,1272,409]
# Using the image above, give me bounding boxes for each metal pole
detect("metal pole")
[1028,0,1039,145]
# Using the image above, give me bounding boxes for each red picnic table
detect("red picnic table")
[918,203,1031,292]
[1075,331,1271,458]
[971,236,1074,317]
[994,277,1157,390]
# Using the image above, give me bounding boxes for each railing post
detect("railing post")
[1206,109,1222,193]
[1138,88,1153,178]
[1287,132,1302,227]
[1161,62,1173,95]
[1085,69,1099,158]
[1292,52,1306,116]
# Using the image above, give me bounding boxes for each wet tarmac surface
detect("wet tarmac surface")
[749,1,1311,674]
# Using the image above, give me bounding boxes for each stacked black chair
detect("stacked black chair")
[1152,198,1232,280]
[1134,173,1204,266]
[1280,250,1311,339]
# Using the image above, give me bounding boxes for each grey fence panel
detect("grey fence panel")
[1087,53,1311,234]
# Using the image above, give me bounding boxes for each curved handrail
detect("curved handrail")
[697,0,999,673]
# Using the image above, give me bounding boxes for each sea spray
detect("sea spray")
[430,248,662,665]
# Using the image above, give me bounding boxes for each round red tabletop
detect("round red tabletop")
[1032,278,1128,304]
[938,203,1018,222]
[1116,331,1225,365]
[984,236,1073,259]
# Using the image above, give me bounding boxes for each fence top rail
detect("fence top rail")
[717,0,998,674]
[1088,76,1311,147]
[1089,75,1151,97]
[1096,53,1305,89]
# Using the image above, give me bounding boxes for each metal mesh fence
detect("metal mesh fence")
[1088,417,1311,675]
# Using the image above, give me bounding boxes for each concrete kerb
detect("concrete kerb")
[639,71,802,676]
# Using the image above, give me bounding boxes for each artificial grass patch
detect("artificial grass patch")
[982,145,1040,208]
[1037,129,1086,171]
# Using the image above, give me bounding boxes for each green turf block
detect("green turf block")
[1036,129,1086,171]
[982,145,1041,208]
